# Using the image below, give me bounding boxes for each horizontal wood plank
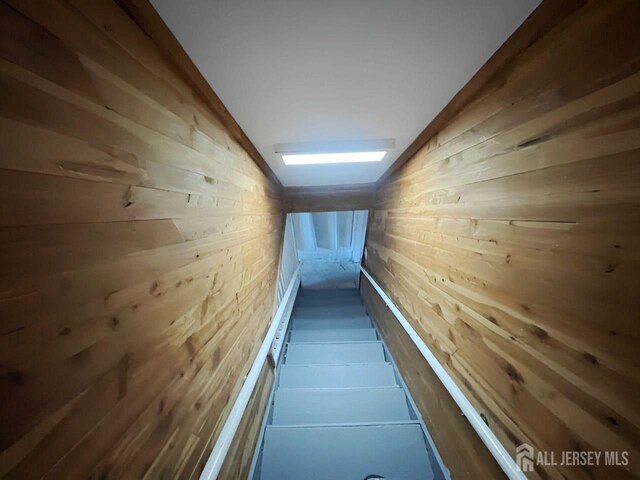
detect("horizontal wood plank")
[284,183,376,213]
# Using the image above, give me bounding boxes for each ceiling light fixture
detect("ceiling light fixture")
[282,151,386,165]
[275,139,395,166]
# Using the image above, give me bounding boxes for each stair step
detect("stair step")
[297,294,363,307]
[292,316,371,330]
[296,298,362,309]
[296,293,360,307]
[295,304,366,319]
[260,424,434,480]
[278,363,398,389]
[285,342,386,365]
[290,328,377,343]
[298,288,359,300]
[272,388,411,425]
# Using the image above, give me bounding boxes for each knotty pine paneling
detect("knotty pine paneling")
[0,1,283,478]
[365,1,640,479]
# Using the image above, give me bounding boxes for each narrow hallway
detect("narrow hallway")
[256,288,447,479]
[1,1,639,478]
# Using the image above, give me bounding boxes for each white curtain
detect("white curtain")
[291,210,368,289]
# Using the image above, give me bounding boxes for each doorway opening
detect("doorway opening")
[289,210,368,290]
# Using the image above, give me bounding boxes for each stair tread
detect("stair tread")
[297,295,363,305]
[285,341,386,365]
[292,316,372,330]
[290,328,377,342]
[260,424,434,480]
[299,288,359,298]
[272,387,411,425]
[296,292,360,306]
[294,304,367,319]
[278,363,398,389]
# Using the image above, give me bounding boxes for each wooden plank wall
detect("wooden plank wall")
[360,276,507,480]
[0,0,283,478]
[364,1,640,479]
[283,183,376,213]
[219,360,274,479]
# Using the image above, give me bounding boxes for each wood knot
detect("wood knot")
[504,363,524,384]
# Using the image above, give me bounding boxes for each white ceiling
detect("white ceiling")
[151,0,540,187]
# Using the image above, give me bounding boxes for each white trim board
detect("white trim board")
[199,267,301,480]
[360,266,526,480]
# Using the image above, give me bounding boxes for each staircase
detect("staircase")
[254,288,449,480]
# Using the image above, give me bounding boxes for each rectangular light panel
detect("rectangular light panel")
[282,151,386,165]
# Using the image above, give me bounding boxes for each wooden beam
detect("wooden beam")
[283,183,376,213]
[377,0,585,184]
[115,0,282,188]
